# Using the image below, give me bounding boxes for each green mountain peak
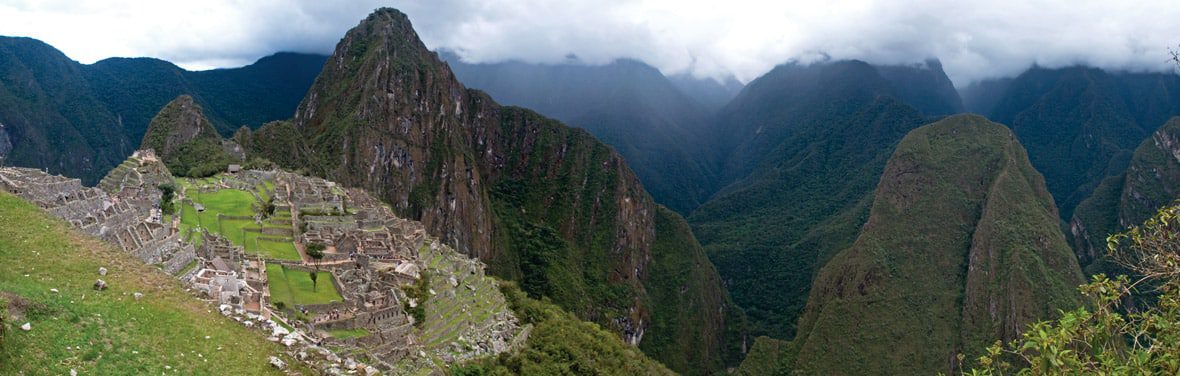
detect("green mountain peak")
[786,114,1084,374]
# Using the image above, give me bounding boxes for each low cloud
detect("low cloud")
[2,1,1178,86]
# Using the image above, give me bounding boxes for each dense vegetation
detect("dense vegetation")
[688,60,942,339]
[139,95,239,177]
[453,282,675,375]
[967,66,1180,219]
[1071,118,1180,276]
[781,115,1083,374]
[966,203,1180,375]
[0,36,324,184]
[0,192,303,374]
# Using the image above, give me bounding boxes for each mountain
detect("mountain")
[1070,117,1180,274]
[0,35,325,184]
[0,37,131,184]
[86,52,327,139]
[874,59,964,116]
[688,59,956,339]
[441,53,722,213]
[139,95,240,177]
[968,66,1180,219]
[784,114,1084,375]
[242,8,742,373]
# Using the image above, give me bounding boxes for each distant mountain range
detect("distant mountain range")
[0,36,325,183]
[441,52,739,213]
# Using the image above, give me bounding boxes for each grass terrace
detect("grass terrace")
[265,264,342,308]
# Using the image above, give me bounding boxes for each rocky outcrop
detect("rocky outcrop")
[249,8,738,372]
[140,96,240,176]
[140,95,218,157]
[787,115,1083,375]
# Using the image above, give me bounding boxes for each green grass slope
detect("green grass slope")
[786,114,1083,375]
[0,191,302,375]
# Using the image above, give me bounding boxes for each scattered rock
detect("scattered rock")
[93,279,107,291]
[345,358,357,370]
[269,356,286,370]
[20,322,31,331]
[364,365,379,376]
[132,292,143,300]
[98,267,107,276]
[49,288,59,293]
[70,369,77,376]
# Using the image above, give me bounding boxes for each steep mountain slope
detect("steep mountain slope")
[442,54,721,213]
[0,191,303,374]
[875,59,964,116]
[0,35,324,184]
[0,37,130,182]
[787,114,1084,375]
[688,60,953,339]
[972,67,1180,219]
[1070,117,1180,274]
[245,8,740,373]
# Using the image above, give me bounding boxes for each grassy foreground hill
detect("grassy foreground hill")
[0,191,302,375]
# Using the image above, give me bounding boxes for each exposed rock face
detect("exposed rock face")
[1070,117,1180,274]
[249,8,737,372]
[788,114,1084,375]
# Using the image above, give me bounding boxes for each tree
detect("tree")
[305,243,325,263]
[305,242,326,292]
[158,183,176,215]
[963,202,1180,375]
[309,271,319,292]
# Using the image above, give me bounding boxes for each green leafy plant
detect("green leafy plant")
[963,202,1180,375]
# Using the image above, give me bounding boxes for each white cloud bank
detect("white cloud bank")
[2,0,1178,85]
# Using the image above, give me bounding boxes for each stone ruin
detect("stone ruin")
[0,158,196,276]
[1,154,525,374]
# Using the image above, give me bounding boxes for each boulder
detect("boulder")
[93,279,107,291]
[269,356,287,370]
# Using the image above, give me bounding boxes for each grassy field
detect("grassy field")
[265,264,342,307]
[327,327,370,339]
[179,183,301,261]
[0,192,303,374]
[245,233,301,261]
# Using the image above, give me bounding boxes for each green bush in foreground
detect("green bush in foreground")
[964,203,1180,375]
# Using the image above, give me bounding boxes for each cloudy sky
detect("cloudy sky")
[1,0,1178,86]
